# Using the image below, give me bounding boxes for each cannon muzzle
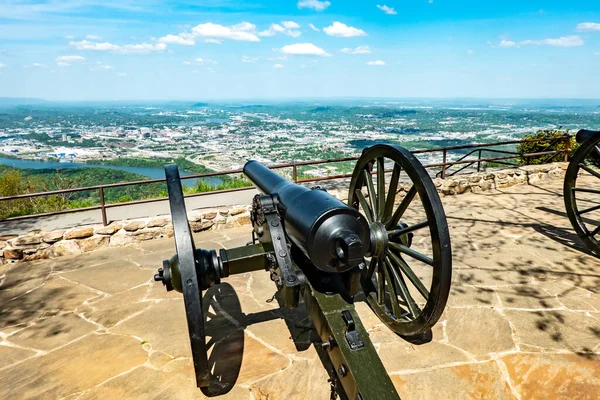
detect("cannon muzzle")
[576,129,600,145]
[243,160,370,273]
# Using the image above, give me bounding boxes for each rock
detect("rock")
[12,235,42,247]
[22,247,41,255]
[109,234,136,247]
[3,249,23,260]
[42,230,65,244]
[64,227,94,240]
[95,224,122,235]
[0,235,18,241]
[190,220,214,232]
[201,211,218,220]
[129,229,161,241]
[233,213,251,226]
[51,240,82,257]
[79,236,109,252]
[229,207,246,216]
[123,221,146,232]
[146,217,169,228]
[0,241,6,250]
[22,251,49,262]
[446,308,515,355]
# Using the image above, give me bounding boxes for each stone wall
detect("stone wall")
[0,162,567,264]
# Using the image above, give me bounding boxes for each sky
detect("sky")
[0,0,599,101]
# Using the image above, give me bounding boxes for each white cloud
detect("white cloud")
[241,55,259,63]
[309,23,320,32]
[0,63,5,68]
[191,22,260,42]
[70,40,167,54]
[324,22,367,37]
[56,55,85,63]
[520,35,583,47]
[340,45,371,54]
[204,38,222,44]
[86,34,102,40]
[118,72,127,76]
[366,60,386,66]
[182,61,192,65]
[377,5,397,15]
[259,22,301,38]
[297,0,330,11]
[195,58,218,64]
[577,22,600,32]
[91,63,114,71]
[273,64,284,68]
[499,40,517,48]
[280,43,330,56]
[467,49,474,54]
[158,34,195,46]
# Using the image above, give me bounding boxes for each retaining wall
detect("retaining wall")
[0,162,567,264]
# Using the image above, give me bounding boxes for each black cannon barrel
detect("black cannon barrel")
[576,129,600,145]
[244,160,370,273]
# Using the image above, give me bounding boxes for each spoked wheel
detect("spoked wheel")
[161,165,213,390]
[348,145,452,336]
[564,131,600,255]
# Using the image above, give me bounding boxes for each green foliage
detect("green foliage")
[184,176,253,194]
[516,128,577,165]
[87,157,213,174]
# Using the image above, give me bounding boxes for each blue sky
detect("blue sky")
[0,0,599,100]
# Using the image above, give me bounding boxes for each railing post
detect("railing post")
[477,149,482,172]
[292,164,298,182]
[99,187,107,226]
[564,135,570,163]
[441,149,447,179]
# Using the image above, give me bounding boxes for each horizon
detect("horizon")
[1,1,600,100]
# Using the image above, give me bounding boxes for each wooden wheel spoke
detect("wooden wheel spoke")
[383,164,401,224]
[387,220,429,239]
[383,259,404,319]
[355,189,374,223]
[573,188,600,195]
[589,225,600,238]
[377,259,385,305]
[364,169,378,218]
[389,242,434,266]
[387,185,417,228]
[376,157,386,221]
[366,257,377,279]
[578,204,600,215]
[386,257,419,318]
[388,251,430,300]
[579,163,600,180]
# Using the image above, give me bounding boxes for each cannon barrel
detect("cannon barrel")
[244,160,370,273]
[576,129,600,145]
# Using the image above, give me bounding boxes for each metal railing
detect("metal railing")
[0,135,571,225]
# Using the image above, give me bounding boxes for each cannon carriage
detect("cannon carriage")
[564,129,600,255]
[154,144,452,399]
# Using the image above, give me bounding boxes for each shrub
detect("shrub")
[517,128,578,165]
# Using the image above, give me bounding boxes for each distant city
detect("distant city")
[1,99,599,177]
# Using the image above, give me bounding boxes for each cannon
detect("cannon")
[154,144,452,399]
[564,129,600,255]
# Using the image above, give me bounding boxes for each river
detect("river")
[0,157,223,187]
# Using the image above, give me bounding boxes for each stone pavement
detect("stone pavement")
[0,177,599,399]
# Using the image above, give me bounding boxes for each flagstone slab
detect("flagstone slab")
[0,344,36,369]
[503,310,600,353]
[446,308,515,355]
[392,360,516,400]
[495,285,564,310]
[502,353,600,399]
[0,333,147,399]
[250,359,330,400]
[61,261,151,294]
[379,340,471,372]
[8,313,97,351]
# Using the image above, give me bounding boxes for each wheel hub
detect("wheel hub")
[369,221,389,258]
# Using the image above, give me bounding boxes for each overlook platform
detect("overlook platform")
[0,177,599,399]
